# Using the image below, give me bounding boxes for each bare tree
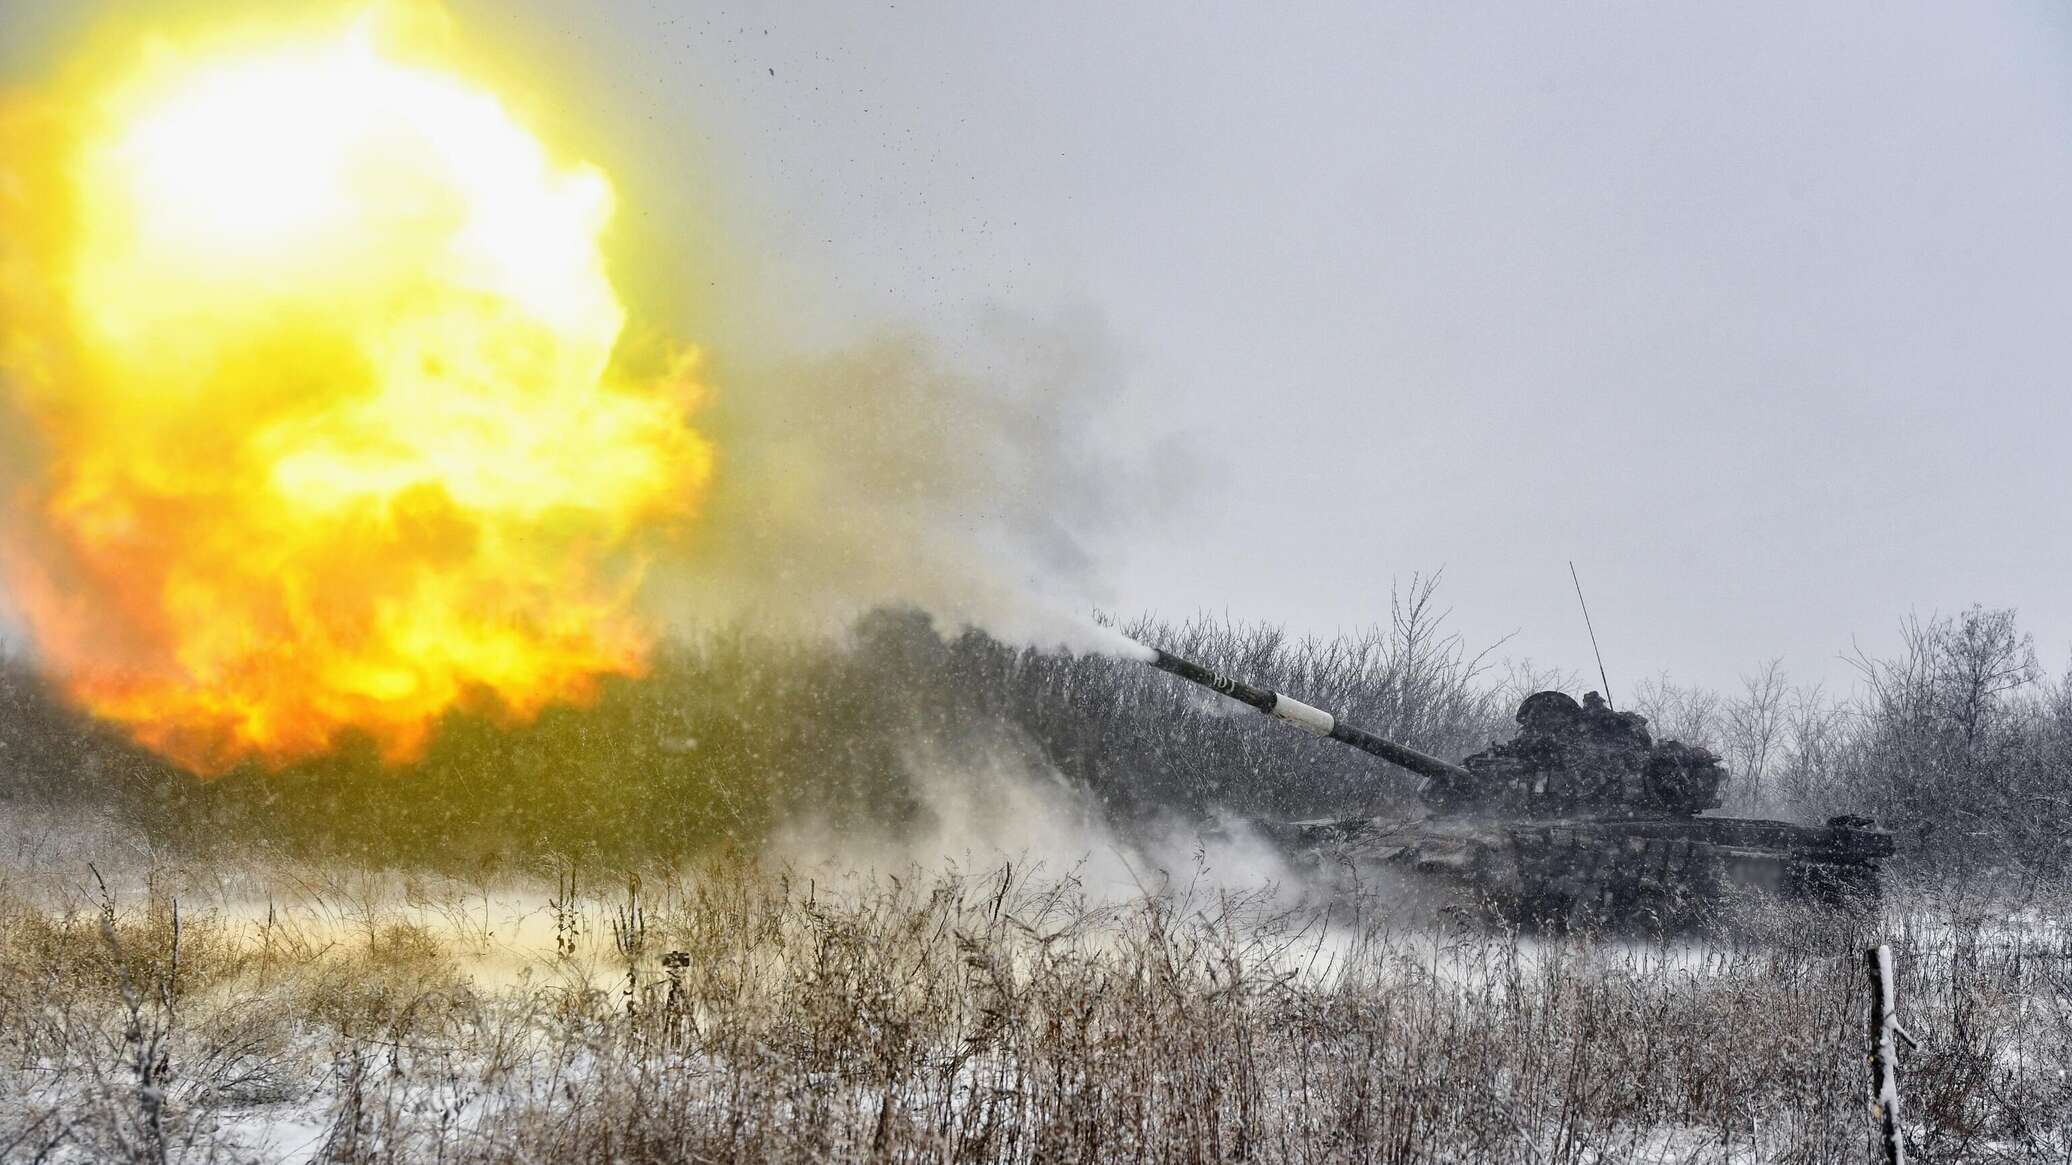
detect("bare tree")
[1720,659,1789,809]
[1843,607,2045,873]
[1628,674,1722,752]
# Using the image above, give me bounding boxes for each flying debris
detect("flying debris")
[1146,647,1893,927]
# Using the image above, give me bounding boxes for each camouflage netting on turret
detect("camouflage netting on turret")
[1426,690,1726,816]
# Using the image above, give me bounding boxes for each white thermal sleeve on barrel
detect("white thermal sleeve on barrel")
[1270,693,1336,736]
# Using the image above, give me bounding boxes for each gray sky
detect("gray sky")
[8,1,2072,696]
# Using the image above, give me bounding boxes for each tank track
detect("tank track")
[1273,812,1892,929]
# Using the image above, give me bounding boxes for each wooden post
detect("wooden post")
[1865,944,1906,1165]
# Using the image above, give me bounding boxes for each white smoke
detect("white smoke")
[768,734,1295,904]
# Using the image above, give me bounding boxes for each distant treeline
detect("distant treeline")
[1629,604,2072,885]
[2,581,2067,880]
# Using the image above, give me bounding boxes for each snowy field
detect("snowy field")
[3,806,2068,1163]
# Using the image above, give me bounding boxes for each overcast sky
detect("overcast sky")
[8,1,2071,697]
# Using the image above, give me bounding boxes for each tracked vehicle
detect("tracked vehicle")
[1146,648,1892,926]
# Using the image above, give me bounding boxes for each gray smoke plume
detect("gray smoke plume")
[641,307,1185,658]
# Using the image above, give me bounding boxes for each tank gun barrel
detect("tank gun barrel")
[1146,648,1473,783]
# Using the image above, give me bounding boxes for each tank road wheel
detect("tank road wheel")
[1653,839,1710,928]
[1792,859,1882,912]
[1506,828,1603,933]
[1538,835,1725,934]
[1597,837,1674,932]
[1618,839,1673,930]
[1514,886,1581,933]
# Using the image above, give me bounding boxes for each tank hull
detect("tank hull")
[1265,811,1892,927]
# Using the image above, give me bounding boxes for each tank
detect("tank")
[1145,647,1893,927]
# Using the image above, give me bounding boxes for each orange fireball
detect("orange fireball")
[0,11,714,773]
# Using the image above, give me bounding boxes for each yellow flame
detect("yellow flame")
[0,9,714,773]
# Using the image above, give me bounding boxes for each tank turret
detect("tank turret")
[1426,690,1728,817]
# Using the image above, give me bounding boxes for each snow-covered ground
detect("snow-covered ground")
[3,805,2068,1162]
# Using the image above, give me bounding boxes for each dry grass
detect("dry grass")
[2,845,2068,1164]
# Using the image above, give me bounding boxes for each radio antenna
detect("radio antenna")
[1568,561,1614,708]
